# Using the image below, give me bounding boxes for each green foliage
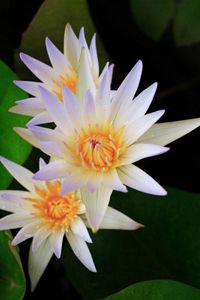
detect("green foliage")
[130,0,200,46]
[63,187,200,300]
[103,280,200,300]
[15,0,108,79]
[0,231,25,300]
[130,0,175,41]
[0,61,31,189]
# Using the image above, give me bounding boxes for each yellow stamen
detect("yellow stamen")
[73,123,126,172]
[30,181,81,231]
[52,67,77,101]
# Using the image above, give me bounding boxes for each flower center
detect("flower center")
[52,67,77,101]
[31,181,80,231]
[75,124,125,171]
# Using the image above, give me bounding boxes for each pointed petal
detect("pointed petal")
[79,27,91,65]
[0,212,34,230]
[33,160,68,180]
[66,230,96,272]
[100,206,144,230]
[14,127,39,148]
[0,190,31,212]
[9,104,41,117]
[70,216,92,243]
[39,141,65,158]
[32,227,51,251]
[89,34,99,78]
[103,169,127,192]
[111,60,143,121]
[27,111,51,126]
[118,164,167,196]
[50,231,64,258]
[61,170,87,195]
[123,110,165,145]
[29,238,54,291]
[14,80,42,96]
[138,118,200,146]
[20,52,55,83]
[64,23,81,70]
[12,221,40,245]
[76,48,96,101]
[15,97,43,109]
[45,37,69,72]
[39,158,47,169]
[80,186,112,230]
[121,143,169,165]
[0,157,35,192]
[83,90,96,125]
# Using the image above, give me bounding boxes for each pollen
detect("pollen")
[74,124,126,172]
[52,67,77,101]
[30,181,80,231]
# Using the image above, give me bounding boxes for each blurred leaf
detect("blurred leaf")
[174,0,200,46]
[103,280,200,300]
[15,0,108,79]
[130,0,175,41]
[0,60,31,189]
[0,231,25,300]
[63,187,200,300]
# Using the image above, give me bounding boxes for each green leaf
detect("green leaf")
[0,231,25,300]
[174,0,200,46]
[0,61,31,189]
[15,0,108,79]
[130,0,175,41]
[103,280,200,300]
[63,187,200,300]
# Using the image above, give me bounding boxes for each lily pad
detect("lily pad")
[0,60,31,189]
[0,231,25,300]
[63,187,200,300]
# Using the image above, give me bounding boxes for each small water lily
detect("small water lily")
[0,156,142,290]
[10,24,111,126]
[15,60,200,231]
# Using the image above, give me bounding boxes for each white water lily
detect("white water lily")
[10,24,111,126]
[15,60,200,231]
[0,156,142,291]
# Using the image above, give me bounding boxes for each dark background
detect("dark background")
[0,0,199,299]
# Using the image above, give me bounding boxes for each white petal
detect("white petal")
[103,169,127,193]
[39,141,65,158]
[27,111,51,126]
[45,37,69,73]
[15,97,44,109]
[33,159,68,180]
[0,212,34,230]
[100,206,144,230]
[138,118,200,146]
[64,23,81,70]
[0,157,35,192]
[89,34,99,78]
[79,28,92,66]
[123,110,165,145]
[28,238,54,291]
[121,143,169,165]
[39,158,47,169]
[110,60,143,121]
[118,164,167,196]
[61,169,88,195]
[32,227,51,251]
[12,220,40,245]
[50,231,64,258]
[14,80,42,96]
[76,48,96,101]
[70,216,92,243]
[0,190,31,212]
[39,86,69,134]
[9,104,41,117]
[80,186,112,231]
[66,230,96,272]
[83,90,96,125]
[14,127,40,148]
[29,125,64,143]
[20,53,55,84]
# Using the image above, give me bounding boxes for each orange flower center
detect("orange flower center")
[30,181,80,231]
[52,67,77,101]
[74,124,125,171]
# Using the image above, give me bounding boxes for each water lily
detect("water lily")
[0,156,142,290]
[15,60,200,231]
[10,24,111,126]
